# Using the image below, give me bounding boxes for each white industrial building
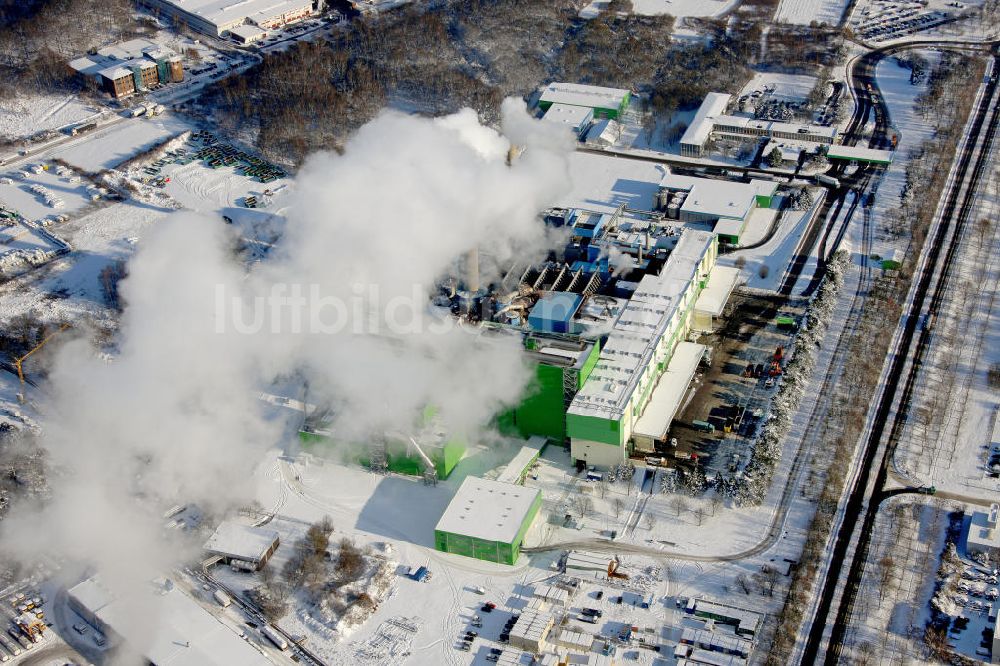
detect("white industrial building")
[508,609,555,653]
[966,503,1000,559]
[659,172,778,246]
[68,576,271,666]
[542,103,594,138]
[680,92,837,157]
[203,520,280,570]
[140,0,314,36]
[538,83,631,119]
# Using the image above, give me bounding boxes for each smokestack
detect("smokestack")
[466,247,480,293]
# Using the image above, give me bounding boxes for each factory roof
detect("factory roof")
[496,435,546,485]
[713,115,838,141]
[542,103,594,129]
[680,92,732,148]
[681,627,753,656]
[632,342,706,441]
[99,66,134,81]
[967,504,1000,552]
[691,598,764,634]
[229,23,268,40]
[680,649,748,666]
[435,476,540,544]
[156,0,313,30]
[826,144,894,164]
[68,576,271,666]
[69,56,105,77]
[508,609,554,640]
[695,265,741,317]
[661,173,759,222]
[568,229,714,420]
[203,521,279,563]
[540,82,629,111]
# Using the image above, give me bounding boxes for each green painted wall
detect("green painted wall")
[755,193,773,208]
[578,342,600,387]
[566,412,623,446]
[434,490,542,565]
[501,363,567,440]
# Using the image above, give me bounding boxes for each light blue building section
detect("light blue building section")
[528,293,583,334]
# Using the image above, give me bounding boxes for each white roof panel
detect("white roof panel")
[632,342,705,440]
[569,230,714,420]
[203,521,279,562]
[680,92,731,148]
[540,82,629,111]
[435,477,540,544]
[695,266,740,317]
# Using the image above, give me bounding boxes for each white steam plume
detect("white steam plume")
[1,101,574,604]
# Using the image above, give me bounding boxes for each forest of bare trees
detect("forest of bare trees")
[0,0,139,99]
[202,0,766,162]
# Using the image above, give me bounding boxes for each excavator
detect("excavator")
[607,556,629,581]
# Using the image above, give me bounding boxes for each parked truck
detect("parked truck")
[261,625,288,651]
[816,173,840,188]
[213,589,232,608]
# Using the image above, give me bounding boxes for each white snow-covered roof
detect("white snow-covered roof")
[680,92,731,148]
[496,435,546,485]
[69,576,271,666]
[435,476,540,544]
[540,82,629,111]
[826,144,894,163]
[694,266,740,317]
[568,229,714,420]
[542,103,593,129]
[713,115,837,141]
[661,173,759,221]
[632,342,705,440]
[584,118,621,146]
[967,504,1000,553]
[229,23,268,40]
[155,0,312,31]
[203,521,279,562]
[99,66,134,81]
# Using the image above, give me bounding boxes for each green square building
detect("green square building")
[434,477,542,565]
[499,336,600,442]
[538,82,631,120]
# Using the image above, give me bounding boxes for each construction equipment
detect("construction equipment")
[607,556,629,580]
[14,613,44,641]
[407,436,438,486]
[14,323,70,386]
[773,346,784,363]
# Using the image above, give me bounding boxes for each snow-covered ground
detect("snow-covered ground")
[580,0,737,20]
[774,0,849,25]
[740,72,818,104]
[0,162,104,221]
[0,93,103,142]
[52,114,191,172]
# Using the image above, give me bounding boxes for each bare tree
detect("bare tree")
[759,565,780,596]
[669,496,688,517]
[710,495,723,516]
[643,512,656,531]
[694,507,707,526]
[573,493,594,519]
[735,573,751,595]
[612,497,625,520]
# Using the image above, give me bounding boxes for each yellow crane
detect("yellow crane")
[14,323,69,386]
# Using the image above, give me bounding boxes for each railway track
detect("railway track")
[801,50,1000,665]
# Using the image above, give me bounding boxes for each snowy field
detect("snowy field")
[774,0,849,25]
[560,152,665,214]
[52,115,191,172]
[740,72,818,104]
[0,93,102,142]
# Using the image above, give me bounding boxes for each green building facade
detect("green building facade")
[434,477,543,565]
[498,336,600,442]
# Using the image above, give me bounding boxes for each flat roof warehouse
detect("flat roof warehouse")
[140,0,314,36]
